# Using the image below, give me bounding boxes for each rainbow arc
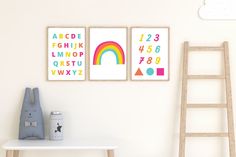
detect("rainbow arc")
[93,41,125,65]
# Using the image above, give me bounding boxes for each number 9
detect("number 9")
[155,57,160,64]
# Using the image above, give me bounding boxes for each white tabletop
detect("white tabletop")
[2,140,117,150]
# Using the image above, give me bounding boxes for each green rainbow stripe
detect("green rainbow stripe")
[93,41,125,65]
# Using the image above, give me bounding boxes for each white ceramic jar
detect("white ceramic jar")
[49,111,63,140]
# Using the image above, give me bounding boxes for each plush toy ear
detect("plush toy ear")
[33,88,40,105]
[23,88,31,105]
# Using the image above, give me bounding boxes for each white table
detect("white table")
[2,140,117,157]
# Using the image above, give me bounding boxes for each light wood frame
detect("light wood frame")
[47,26,87,81]
[88,26,128,81]
[130,26,170,81]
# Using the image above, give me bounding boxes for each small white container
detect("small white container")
[49,111,63,141]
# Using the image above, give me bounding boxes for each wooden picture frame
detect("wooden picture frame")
[131,27,169,81]
[48,27,86,81]
[89,27,128,81]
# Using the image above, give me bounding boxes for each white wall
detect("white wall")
[1,0,236,157]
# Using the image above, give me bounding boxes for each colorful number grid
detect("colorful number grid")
[131,27,169,80]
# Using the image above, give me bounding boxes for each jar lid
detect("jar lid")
[51,111,62,115]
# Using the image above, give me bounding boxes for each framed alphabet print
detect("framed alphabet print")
[48,27,86,80]
[131,27,169,81]
[89,27,127,80]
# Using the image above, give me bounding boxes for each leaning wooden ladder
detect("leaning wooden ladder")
[179,41,235,157]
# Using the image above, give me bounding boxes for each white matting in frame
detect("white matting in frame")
[48,27,86,80]
[131,27,169,81]
[89,27,127,80]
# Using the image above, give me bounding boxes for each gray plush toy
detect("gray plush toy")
[19,88,45,140]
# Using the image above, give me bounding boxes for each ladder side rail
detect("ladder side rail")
[179,41,189,157]
[223,41,236,157]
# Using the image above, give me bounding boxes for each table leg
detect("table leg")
[107,150,114,157]
[13,150,19,157]
[6,150,14,157]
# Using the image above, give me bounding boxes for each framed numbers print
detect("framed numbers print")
[48,27,86,80]
[89,27,127,80]
[131,27,169,81]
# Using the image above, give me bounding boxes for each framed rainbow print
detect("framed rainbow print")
[48,27,86,80]
[89,27,127,80]
[131,27,169,81]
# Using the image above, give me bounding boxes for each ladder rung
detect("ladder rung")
[187,104,227,108]
[186,133,228,137]
[187,75,225,79]
[188,46,224,51]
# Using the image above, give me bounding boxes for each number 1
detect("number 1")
[139,34,144,42]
